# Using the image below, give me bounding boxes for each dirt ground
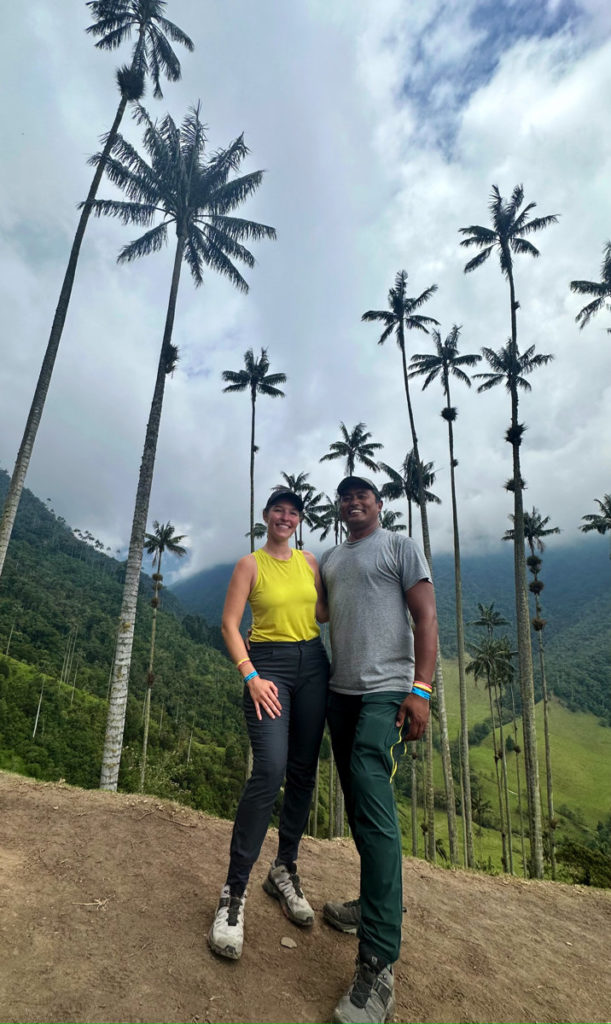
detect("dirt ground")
[1,772,610,1024]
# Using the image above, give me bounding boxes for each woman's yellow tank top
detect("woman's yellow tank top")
[249,548,320,643]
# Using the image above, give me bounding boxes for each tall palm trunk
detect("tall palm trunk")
[509,683,528,876]
[398,329,458,865]
[410,743,419,855]
[445,399,474,866]
[0,28,150,580]
[140,552,164,792]
[505,281,543,874]
[535,617,556,878]
[494,683,514,874]
[249,390,256,552]
[100,234,185,790]
[424,725,436,861]
[487,674,507,871]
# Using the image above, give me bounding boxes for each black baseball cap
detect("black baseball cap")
[264,489,304,513]
[337,476,381,500]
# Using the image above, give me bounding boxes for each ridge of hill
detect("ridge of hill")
[170,539,611,719]
[1,771,611,1024]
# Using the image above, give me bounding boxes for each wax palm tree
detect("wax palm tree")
[0,1,193,580]
[460,185,558,877]
[379,453,440,537]
[409,325,481,867]
[319,422,383,476]
[474,338,553,876]
[362,273,458,864]
[466,636,515,872]
[471,602,509,640]
[379,509,406,532]
[504,508,560,876]
[310,495,342,545]
[580,495,611,536]
[570,241,611,332]
[222,349,286,551]
[362,271,439,556]
[140,520,186,791]
[92,104,275,790]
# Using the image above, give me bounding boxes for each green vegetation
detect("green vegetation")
[0,470,609,884]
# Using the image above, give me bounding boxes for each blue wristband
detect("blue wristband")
[243,670,259,684]
[412,686,431,701]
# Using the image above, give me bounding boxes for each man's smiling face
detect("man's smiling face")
[339,486,382,536]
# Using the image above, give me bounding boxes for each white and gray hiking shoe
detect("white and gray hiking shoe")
[262,859,314,926]
[333,949,395,1024]
[207,884,246,960]
[323,897,361,934]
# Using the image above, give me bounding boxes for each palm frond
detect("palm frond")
[519,214,559,235]
[458,226,496,245]
[117,221,168,262]
[361,309,394,325]
[511,237,540,258]
[463,246,493,273]
[85,198,159,227]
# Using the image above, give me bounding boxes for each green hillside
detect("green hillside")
[171,539,610,718]
[0,469,608,884]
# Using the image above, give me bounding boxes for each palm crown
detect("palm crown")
[144,519,187,568]
[570,241,611,332]
[379,453,440,506]
[409,325,480,401]
[459,184,558,279]
[580,494,611,535]
[89,103,276,289]
[470,602,509,638]
[222,348,287,399]
[320,422,383,476]
[503,508,560,554]
[362,270,438,348]
[474,341,553,396]
[86,0,194,99]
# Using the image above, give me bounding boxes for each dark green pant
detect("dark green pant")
[327,689,407,965]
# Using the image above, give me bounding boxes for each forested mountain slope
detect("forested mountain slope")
[171,538,610,717]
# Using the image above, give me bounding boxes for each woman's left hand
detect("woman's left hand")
[247,675,282,721]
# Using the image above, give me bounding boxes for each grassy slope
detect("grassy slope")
[405,656,611,872]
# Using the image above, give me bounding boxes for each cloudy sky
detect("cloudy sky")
[1,0,610,581]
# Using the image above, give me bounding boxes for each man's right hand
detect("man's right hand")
[396,691,430,740]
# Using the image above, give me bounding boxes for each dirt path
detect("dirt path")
[1,771,610,1023]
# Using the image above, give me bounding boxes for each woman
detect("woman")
[208,488,329,961]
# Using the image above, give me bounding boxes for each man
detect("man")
[319,476,438,1024]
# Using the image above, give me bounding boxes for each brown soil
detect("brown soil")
[1,771,610,1024]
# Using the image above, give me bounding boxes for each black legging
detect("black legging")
[227,637,329,892]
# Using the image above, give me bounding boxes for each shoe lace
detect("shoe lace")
[288,870,304,898]
[344,899,360,908]
[227,894,243,927]
[350,961,378,1009]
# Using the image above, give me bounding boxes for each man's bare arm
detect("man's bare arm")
[396,579,438,738]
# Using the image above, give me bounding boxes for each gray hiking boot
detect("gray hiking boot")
[262,858,314,926]
[323,897,361,934]
[333,948,395,1024]
[207,884,246,960]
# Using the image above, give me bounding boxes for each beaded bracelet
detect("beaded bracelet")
[412,686,431,701]
[243,670,259,684]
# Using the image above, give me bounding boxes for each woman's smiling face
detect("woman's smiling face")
[263,500,301,539]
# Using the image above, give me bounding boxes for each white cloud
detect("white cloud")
[0,0,610,587]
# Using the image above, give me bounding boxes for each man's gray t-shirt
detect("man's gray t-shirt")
[319,528,431,695]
